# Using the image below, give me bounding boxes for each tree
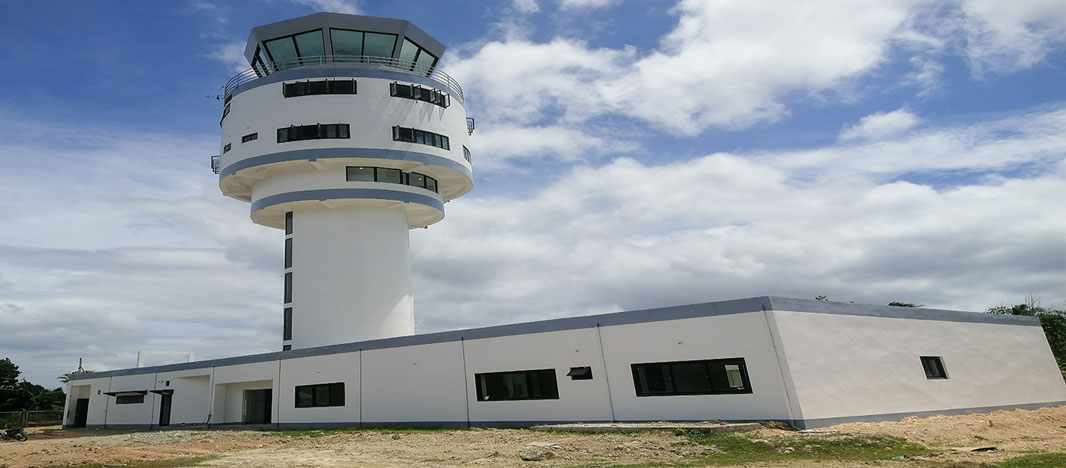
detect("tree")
[0,358,68,411]
[987,298,1066,381]
[58,358,93,384]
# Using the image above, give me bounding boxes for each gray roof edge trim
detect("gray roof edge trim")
[249,188,444,213]
[225,66,463,102]
[220,147,472,180]
[765,296,1041,326]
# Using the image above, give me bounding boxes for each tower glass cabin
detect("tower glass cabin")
[214,13,473,350]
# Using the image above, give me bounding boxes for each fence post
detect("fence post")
[20,409,28,427]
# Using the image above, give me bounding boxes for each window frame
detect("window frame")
[283,307,292,341]
[392,126,450,151]
[277,124,351,143]
[474,368,559,402]
[115,394,145,405]
[242,132,258,143]
[631,357,753,397]
[294,382,345,408]
[920,356,948,379]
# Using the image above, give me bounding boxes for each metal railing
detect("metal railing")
[224,55,463,102]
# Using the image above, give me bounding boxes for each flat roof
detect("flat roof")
[70,296,1037,381]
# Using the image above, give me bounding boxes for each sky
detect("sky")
[0,0,1063,386]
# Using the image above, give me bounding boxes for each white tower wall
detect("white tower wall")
[290,206,414,347]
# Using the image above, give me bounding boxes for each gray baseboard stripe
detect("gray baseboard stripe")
[796,400,1066,429]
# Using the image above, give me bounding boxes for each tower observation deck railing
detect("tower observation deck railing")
[224,55,463,102]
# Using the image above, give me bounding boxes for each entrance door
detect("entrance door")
[242,389,272,424]
[73,398,89,428]
[158,393,172,427]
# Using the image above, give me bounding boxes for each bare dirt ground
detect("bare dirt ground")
[2,405,1063,468]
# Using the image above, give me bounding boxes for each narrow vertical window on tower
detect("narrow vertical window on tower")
[285,212,293,235]
[283,307,292,341]
[284,238,292,269]
[284,272,292,304]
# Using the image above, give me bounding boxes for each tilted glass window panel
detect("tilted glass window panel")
[330,80,356,94]
[440,135,449,151]
[308,80,328,95]
[285,211,293,234]
[283,307,292,341]
[324,124,337,138]
[376,168,403,184]
[408,172,425,188]
[414,48,437,72]
[242,133,258,143]
[257,48,272,72]
[294,30,324,60]
[338,124,349,138]
[724,364,744,389]
[398,38,419,64]
[284,238,292,269]
[425,177,437,193]
[284,272,292,303]
[295,386,313,407]
[265,37,298,69]
[330,29,363,58]
[363,32,398,59]
[346,166,375,181]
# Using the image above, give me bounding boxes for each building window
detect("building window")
[282,345,292,351]
[463,145,471,163]
[392,126,449,151]
[221,102,231,124]
[264,30,325,70]
[285,211,293,235]
[223,143,231,153]
[283,79,357,97]
[277,124,350,143]
[329,29,398,61]
[115,394,144,405]
[567,366,593,380]
[397,37,439,74]
[284,238,292,269]
[921,356,948,379]
[283,307,292,341]
[631,358,752,397]
[345,166,438,193]
[295,382,345,408]
[242,132,258,143]
[284,272,292,303]
[389,82,449,108]
[475,369,559,401]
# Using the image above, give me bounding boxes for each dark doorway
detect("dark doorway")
[158,393,172,427]
[73,398,89,428]
[243,389,272,424]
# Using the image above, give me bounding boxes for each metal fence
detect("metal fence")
[0,410,64,427]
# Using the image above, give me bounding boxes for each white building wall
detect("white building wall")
[601,312,795,422]
[278,352,360,424]
[361,342,467,423]
[464,328,612,423]
[771,310,1066,424]
[103,373,158,426]
[156,369,212,426]
[63,384,92,426]
[211,361,279,424]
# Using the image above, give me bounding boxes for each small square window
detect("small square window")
[566,366,593,380]
[242,132,258,143]
[921,356,947,379]
[223,143,231,153]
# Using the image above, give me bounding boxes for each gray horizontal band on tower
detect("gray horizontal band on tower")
[219,148,473,180]
[250,188,445,213]
[225,66,461,102]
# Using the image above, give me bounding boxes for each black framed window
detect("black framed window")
[295,382,345,408]
[631,358,752,397]
[921,356,948,379]
[463,145,471,162]
[284,272,292,303]
[389,82,450,108]
[392,126,449,150]
[283,79,357,97]
[115,394,144,405]
[264,29,325,70]
[282,344,292,351]
[277,124,350,143]
[242,132,258,143]
[223,143,231,153]
[345,166,438,193]
[221,102,231,124]
[285,212,293,235]
[567,366,593,380]
[475,369,559,401]
[284,238,292,269]
[283,307,292,341]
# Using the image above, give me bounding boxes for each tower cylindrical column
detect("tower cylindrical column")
[287,206,413,348]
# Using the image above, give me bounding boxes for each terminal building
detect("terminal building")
[63,13,1066,430]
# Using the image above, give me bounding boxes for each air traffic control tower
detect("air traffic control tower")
[212,13,473,351]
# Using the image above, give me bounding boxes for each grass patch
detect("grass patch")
[58,455,220,468]
[997,453,1066,468]
[674,429,928,465]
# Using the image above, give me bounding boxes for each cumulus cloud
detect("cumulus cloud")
[558,0,619,10]
[208,41,249,72]
[513,0,540,13]
[288,0,360,15]
[839,109,922,142]
[957,0,1066,75]
[413,107,1066,332]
